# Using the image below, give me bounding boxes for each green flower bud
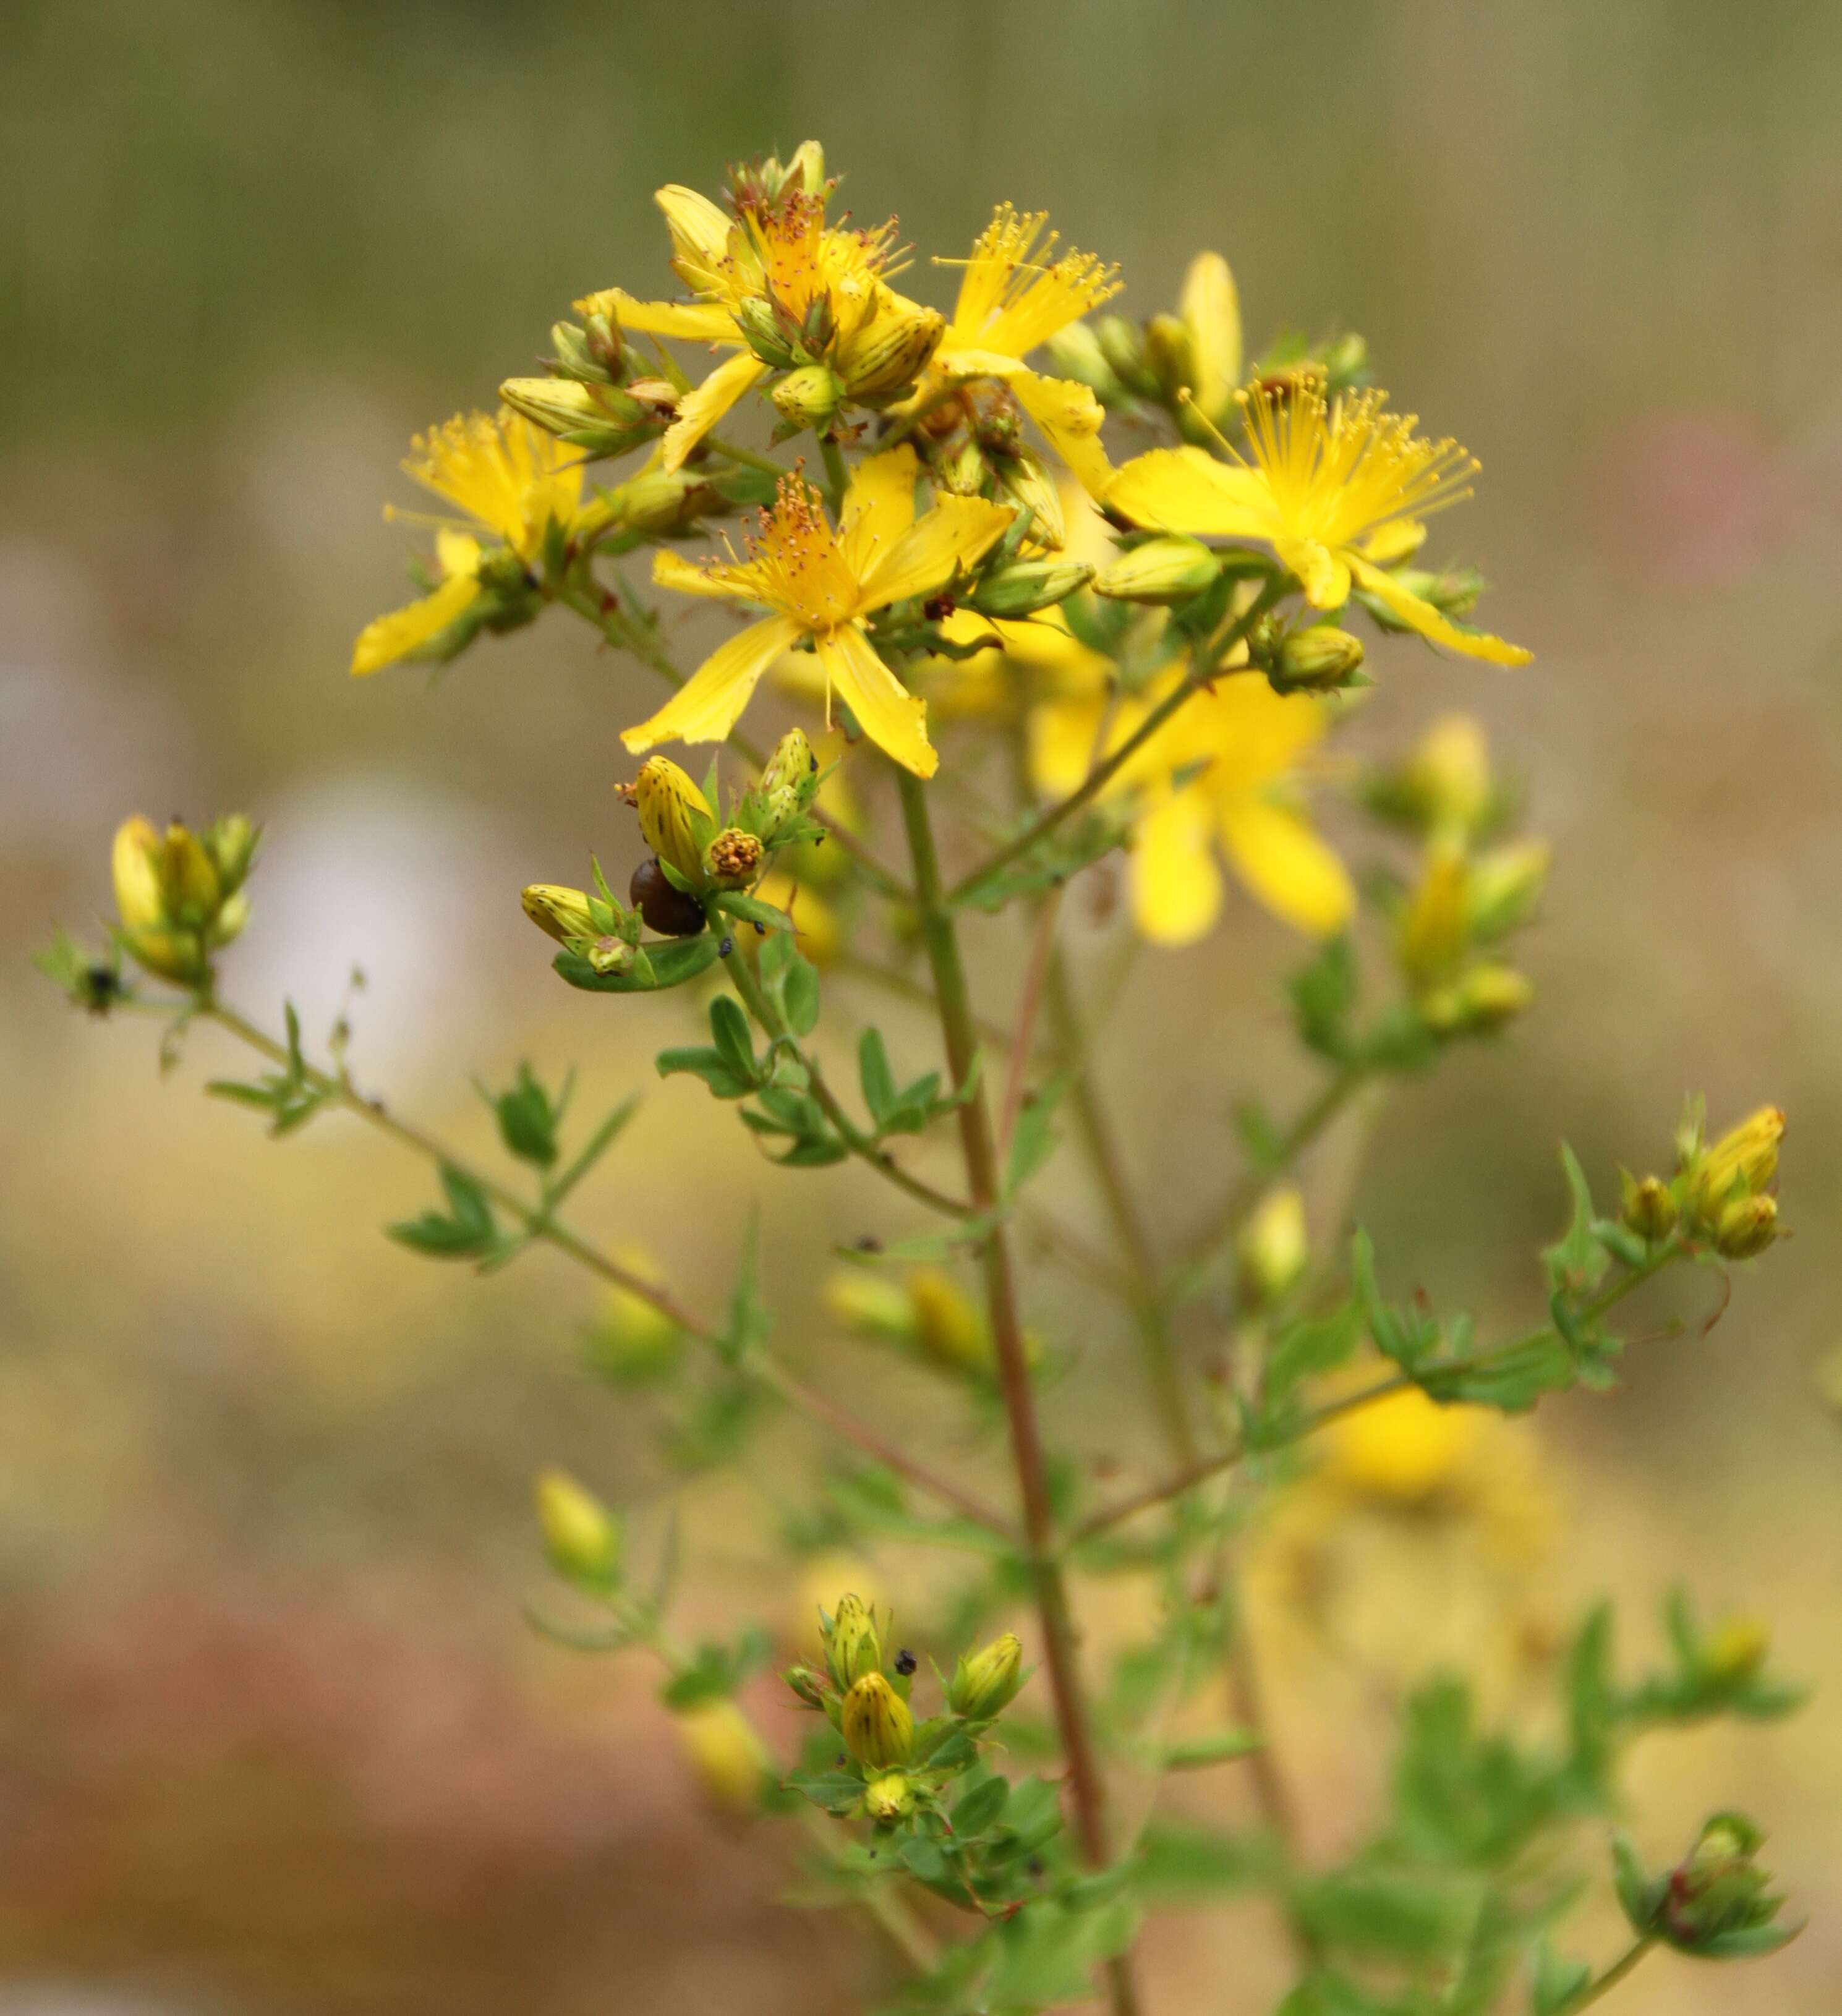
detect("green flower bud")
[1702,1615,1770,1685]
[1422,963,1533,1036]
[548,319,613,383]
[841,1670,914,1769]
[601,468,712,536]
[947,1633,1025,1719]
[784,1664,832,1711]
[1266,624,1365,691]
[824,1593,884,1690]
[1144,312,1196,402]
[202,814,260,896]
[1712,1192,1778,1260]
[1042,321,1127,405]
[863,1772,915,1823]
[1467,839,1550,940]
[735,296,799,370]
[522,883,597,946]
[1093,535,1220,604]
[1096,313,1153,396]
[934,435,989,498]
[156,822,221,927]
[994,451,1068,550]
[836,302,945,402]
[498,376,654,454]
[968,558,1094,619]
[1237,1185,1308,1310]
[1658,1814,1791,1954]
[1619,1171,1679,1245]
[771,364,845,431]
[534,1468,621,1586]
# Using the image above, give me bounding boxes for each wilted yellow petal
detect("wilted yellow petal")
[1347,553,1532,666]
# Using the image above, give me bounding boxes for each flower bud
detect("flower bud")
[771,364,845,431]
[784,1664,832,1711]
[1237,1185,1308,1310]
[1397,845,1473,992]
[826,1270,917,1341]
[908,1268,991,1376]
[704,827,764,890]
[1658,1813,1789,1953]
[1320,331,1369,386]
[630,756,715,888]
[994,451,1068,550]
[863,1771,915,1823]
[112,817,166,933]
[586,1249,684,1382]
[841,1671,914,1769]
[156,822,221,927]
[947,1631,1026,1719]
[1179,252,1243,425]
[934,434,989,497]
[1703,1615,1770,1685]
[1042,321,1127,404]
[522,883,598,946]
[1422,963,1533,1036]
[1093,535,1220,604]
[824,1593,884,1690]
[1096,314,1153,396]
[1388,564,1486,619]
[676,1699,771,1812]
[1266,624,1365,691]
[548,319,613,384]
[498,376,655,455]
[534,1468,621,1586]
[1619,1172,1679,1244]
[203,814,260,895]
[968,558,1093,619]
[734,295,799,370]
[754,726,821,841]
[1467,840,1550,940]
[836,302,945,402]
[1712,1192,1778,1260]
[1143,312,1196,404]
[602,468,711,536]
[1692,1106,1785,1220]
[1386,714,1493,840]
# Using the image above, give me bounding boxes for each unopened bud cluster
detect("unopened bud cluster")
[110,813,260,987]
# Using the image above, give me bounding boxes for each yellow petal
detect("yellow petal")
[435,529,482,581]
[1346,553,1532,666]
[652,548,751,601]
[621,614,803,750]
[661,352,769,473]
[1130,786,1223,946]
[351,573,483,678]
[1179,252,1242,420]
[856,495,1013,613]
[1192,677,1328,788]
[839,443,921,580]
[655,184,735,270]
[1218,796,1355,937]
[1357,518,1426,567]
[1028,695,1109,797]
[1276,536,1351,610]
[816,623,937,778]
[1104,446,1276,538]
[574,287,740,346]
[1009,370,1114,495]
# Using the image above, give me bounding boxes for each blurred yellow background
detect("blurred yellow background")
[3,3,1840,2010]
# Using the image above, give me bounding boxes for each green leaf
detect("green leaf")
[958,807,1130,914]
[858,1027,898,1126]
[1131,1822,1271,1903]
[715,1217,772,1368]
[1003,1071,1073,1199]
[1292,935,1358,1060]
[484,1061,564,1168]
[655,1045,754,1100]
[712,889,795,931]
[1611,1834,1659,1934]
[1266,1303,1363,1404]
[781,952,821,1037]
[952,1772,1009,1840]
[545,1094,637,1207]
[554,938,720,992]
[1530,1941,1594,2016]
[1544,1144,1611,1295]
[388,1163,497,1259]
[708,995,758,1082]
[1155,1727,1261,1771]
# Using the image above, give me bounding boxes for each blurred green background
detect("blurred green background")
[4,2,1840,2009]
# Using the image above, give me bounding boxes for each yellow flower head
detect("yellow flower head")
[578,159,942,470]
[1105,383,1532,665]
[624,446,1012,778]
[905,204,1124,495]
[352,409,585,678]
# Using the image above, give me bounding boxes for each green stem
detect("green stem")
[892,768,1142,2016]
[719,941,976,1221]
[1071,1243,1682,1546]
[199,1000,1012,1538]
[820,435,850,516]
[946,580,1284,908]
[1568,1937,1657,2011]
[705,432,789,480]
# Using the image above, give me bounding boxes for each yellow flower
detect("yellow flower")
[1104,383,1532,665]
[1324,1387,1483,1506]
[577,164,941,472]
[352,410,585,676]
[675,1699,772,1811]
[623,446,1012,778]
[1034,661,1354,945]
[910,204,1124,491]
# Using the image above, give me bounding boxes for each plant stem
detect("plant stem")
[199,1000,1012,1538]
[892,770,1142,2016]
[1569,1937,1656,2010]
[705,432,789,479]
[997,886,1064,1162]
[1043,944,1197,1465]
[720,942,978,1221]
[820,435,850,516]
[1070,1247,1680,1546]
[945,582,1282,908]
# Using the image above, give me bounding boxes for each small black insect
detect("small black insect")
[894,1648,917,1677]
[718,934,735,958]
